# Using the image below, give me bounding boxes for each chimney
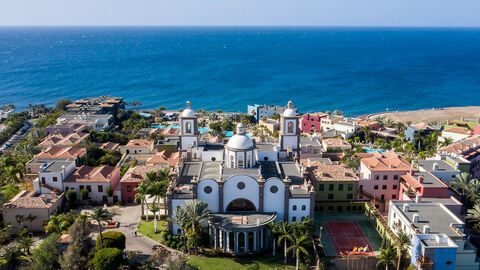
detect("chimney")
[50,191,57,199]
[413,213,419,223]
[423,225,430,234]
[418,176,424,183]
[415,194,422,203]
[433,162,438,171]
[403,204,409,212]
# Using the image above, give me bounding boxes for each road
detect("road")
[0,120,33,152]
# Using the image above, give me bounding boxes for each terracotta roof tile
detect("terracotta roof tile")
[65,165,119,183]
[125,139,154,148]
[302,160,359,182]
[146,151,179,167]
[360,151,412,172]
[120,165,165,183]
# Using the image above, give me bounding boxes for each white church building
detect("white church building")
[167,101,315,254]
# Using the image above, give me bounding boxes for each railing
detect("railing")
[416,258,433,269]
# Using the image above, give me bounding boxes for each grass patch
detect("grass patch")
[188,254,296,270]
[137,220,168,242]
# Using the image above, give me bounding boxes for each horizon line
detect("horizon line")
[1,25,480,29]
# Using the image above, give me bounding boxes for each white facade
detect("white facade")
[263,179,285,221]
[64,182,111,202]
[33,161,76,194]
[223,176,259,211]
[198,179,220,212]
[288,198,310,223]
[440,131,471,143]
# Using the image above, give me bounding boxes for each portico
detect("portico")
[208,212,276,255]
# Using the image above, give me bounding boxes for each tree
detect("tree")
[169,206,189,253]
[451,172,472,196]
[1,246,29,269]
[134,181,150,221]
[395,230,412,270]
[45,213,76,234]
[166,253,188,270]
[80,188,89,200]
[55,99,72,111]
[287,232,312,270]
[275,221,293,264]
[467,204,480,234]
[92,248,124,270]
[30,233,61,270]
[377,246,397,270]
[440,137,454,147]
[60,216,92,270]
[96,231,126,250]
[87,207,113,249]
[18,236,35,255]
[106,186,114,197]
[66,189,77,206]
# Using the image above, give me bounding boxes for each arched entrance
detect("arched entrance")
[226,198,256,212]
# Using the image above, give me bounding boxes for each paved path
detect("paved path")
[84,204,158,255]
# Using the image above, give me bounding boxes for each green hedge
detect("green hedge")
[92,248,124,270]
[140,214,168,220]
[96,231,126,250]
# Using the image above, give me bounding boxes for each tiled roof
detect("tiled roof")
[65,165,119,183]
[439,135,480,158]
[360,151,412,172]
[303,159,359,182]
[36,146,87,160]
[146,151,179,167]
[120,165,165,183]
[3,190,60,209]
[322,138,351,148]
[96,142,120,151]
[443,127,472,135]
[125,139,154,148]
[38,131,89,148]
[150,128,180,136]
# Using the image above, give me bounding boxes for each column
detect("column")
[223,231,227,252]
[214,228,218,249]
[244,231,249,253]
[260,229,264,249]
[253,230,257,252]
[226,231,230,252]
[219,230,223,249]
[234,232,239,255]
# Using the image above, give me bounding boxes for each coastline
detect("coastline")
[359,106,480,124]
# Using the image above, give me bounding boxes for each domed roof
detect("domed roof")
[181,101,195,117]
[227,134,254,150]
[283,101,297,117]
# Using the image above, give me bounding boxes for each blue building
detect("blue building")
[411,234,457,270]
[405,123,439,142]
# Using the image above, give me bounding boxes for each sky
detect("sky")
[0,0,479,27]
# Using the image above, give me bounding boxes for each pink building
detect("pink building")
[300,112,328,134]
[358,151,412,213]
[399,171,449,200]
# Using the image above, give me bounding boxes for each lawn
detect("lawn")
[188,254,296,270]
[137,220,168,242]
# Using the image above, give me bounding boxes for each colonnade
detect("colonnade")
[211,226,267,255]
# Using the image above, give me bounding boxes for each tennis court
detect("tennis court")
[323,221,376,256]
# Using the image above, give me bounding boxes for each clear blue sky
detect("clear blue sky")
[1,0,479,27]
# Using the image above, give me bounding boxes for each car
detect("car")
[151,245,162,250]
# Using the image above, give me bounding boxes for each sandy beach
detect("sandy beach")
[362,106,480,124]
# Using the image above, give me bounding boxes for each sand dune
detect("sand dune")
[364,106,480,124]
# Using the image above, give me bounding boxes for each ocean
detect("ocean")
[0,27,479,116]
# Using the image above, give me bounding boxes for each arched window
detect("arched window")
[293,205,297,211]
[230,155,234,168]
[292,216,297,222]
[288,122,294,133]
[177,229,182,234]
[238,155,244,168]
[185,122,192,133]
[301,216,305,221]
[301,205,306,211]
[247,154,251,168]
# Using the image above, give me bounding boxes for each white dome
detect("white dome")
[181,101,195,117]
[227,134,254,150]
[283,100,297,117]
[181,108,195,117]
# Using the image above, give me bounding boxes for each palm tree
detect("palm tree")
[169,206,189,253]
[98,153,117,166]
[156,167,171,213]
[395,230,411,270]
[3,165,22,185]
[18,237,35,255]
[182,200,210,251]
[135,181,150,221]
[451,172,472,196]
[2,246,29,268]
[466,179,480,204]
[440,137,454,147]
[45,214,72,234]
[287,232,312,270]
[467,204,480,233]
[275,221,293,264]
[86,207,113,249]
[148,181,167,219]
[377,246,397,270]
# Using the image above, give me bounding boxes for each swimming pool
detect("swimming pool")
[364,148,386,153]
[139,112,152,118]
[150,124,211,134]
[224,131,252,138]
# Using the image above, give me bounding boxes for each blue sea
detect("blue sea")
[0,27,479,116]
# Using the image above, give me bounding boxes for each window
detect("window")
[86,185,91,192]
[53,177,58,182]
[347,194,353,199]
[375,175,380,180]
[329,184,334,191]
[293,205,297,211]
[338,184,344,191]
[381,194,385,200]
[185,122,192,133]
[80,185,84,190]
[211,157,216,161]
[393,175,398,180]
[230,155,235,167]
[301,205,306,211]
[328,194,334,200]
[292,216,297,222]
[238,155,244,168]
[264,156,269,161]
[270,186,278,193]
[65,187,69,191]
[41,177,46,184]
[98,185,103,192]
[383,175,388,180]
[392,194,397,199]
[204,186,212,194]
[374,185,379,190]
[319,184,324,191]
[127,185,132,192]
[382,185,387,190]
[348,184,353,191]
[237,182,245,190]
[393,185,398,190]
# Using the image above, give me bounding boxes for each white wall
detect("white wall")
[201,151,223,162]
[288,198,310,223]
[440,132,470,143]
[257,150,278,162]
[171,199,189,235]
[282,136,298,150]
[64,182,110,202]
[223,175,259,212]
[181,136,197,150]
[263,178,285,221]
[197,179,219,212]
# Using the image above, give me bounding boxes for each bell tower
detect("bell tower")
[179,101,199,151]
[279,101,300,159]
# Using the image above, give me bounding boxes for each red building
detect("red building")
[300,112,328,134]
[120,165,164,203]
[399,170,450,200]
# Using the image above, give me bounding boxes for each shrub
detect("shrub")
[0,231,11,245]
[65,190,77,204]
[92,248,124,270]
[165,241,171,247]
[141,214,159,220]
[96,231,126,250]
[106,187,114,197]
[159,231,168,242]
[80,189,89,200]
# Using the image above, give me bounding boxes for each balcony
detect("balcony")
[416,256,433,270]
